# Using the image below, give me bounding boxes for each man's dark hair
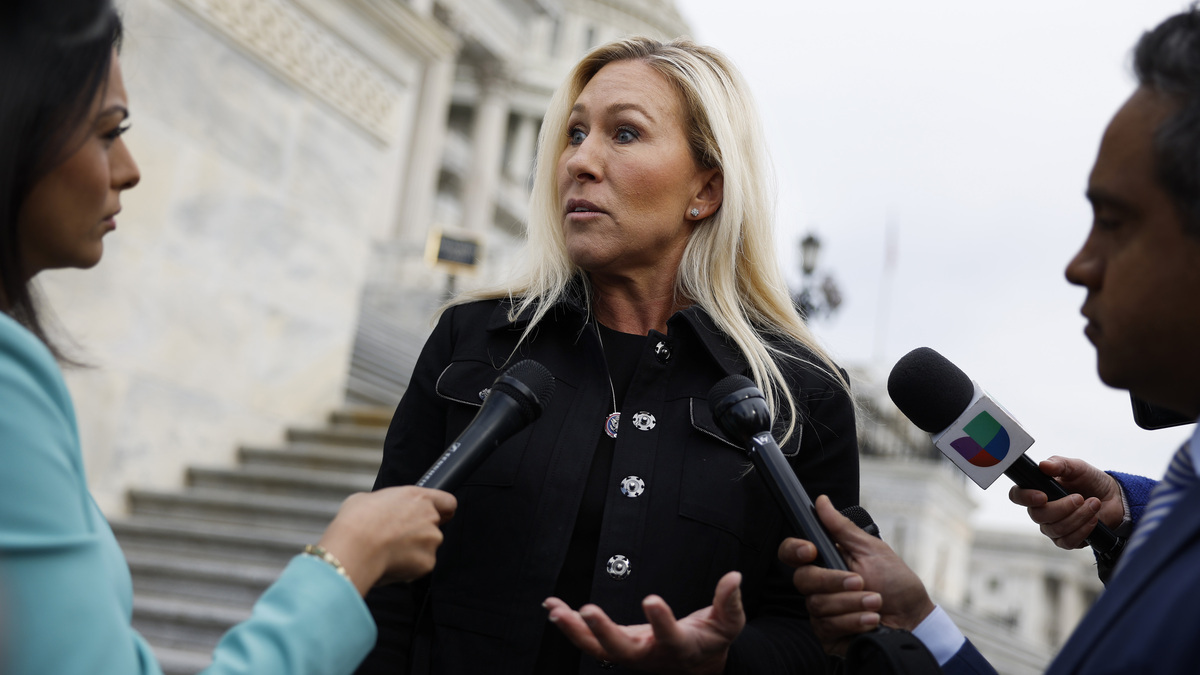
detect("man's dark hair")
[1134,6,1200,234]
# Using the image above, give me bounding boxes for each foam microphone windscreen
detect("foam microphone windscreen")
[886,347,975,433]
[493,359,556,422]
[839,505,881,539]
[709,374,755,406]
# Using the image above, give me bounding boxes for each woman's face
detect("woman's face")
[17,52,140,279]
[557,60,719,281]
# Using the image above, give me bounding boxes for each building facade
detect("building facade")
[46,2,1102,671]
[50,0,688,514]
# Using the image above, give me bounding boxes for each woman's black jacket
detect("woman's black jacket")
[356,295,860,675]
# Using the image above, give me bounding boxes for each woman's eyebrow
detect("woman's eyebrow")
[96,104,129,121]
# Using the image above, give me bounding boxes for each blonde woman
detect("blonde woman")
[361,37,859,675]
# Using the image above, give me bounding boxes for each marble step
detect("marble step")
[237,444,382,473]
[128,486,341,530]
[329,406,394,429]
[113,515,313,566]
[186,464,374,500]
[285,425,387,449]
[125,548,281,608]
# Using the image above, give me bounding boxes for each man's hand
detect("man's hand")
[542,571,745,675]
[778,495,935,656]
[1008,456,1124,549]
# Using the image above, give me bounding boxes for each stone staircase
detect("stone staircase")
[114,407,394,675]
[112,285,440,673]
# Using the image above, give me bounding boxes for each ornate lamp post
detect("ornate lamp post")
[793,233,843,321]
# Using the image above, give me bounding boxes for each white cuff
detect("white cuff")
[911,605,966,666]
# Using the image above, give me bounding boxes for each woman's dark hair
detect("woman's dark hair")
[0,1,122,357]
[1134,6,1200,236]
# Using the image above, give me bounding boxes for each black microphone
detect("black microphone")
[416,359,555,491]
[708,380,925,665]
[887,347,1123,561]
[708,375,848,571]
[840,505,881,539]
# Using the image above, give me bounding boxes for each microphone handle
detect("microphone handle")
[1004,454,1123,555]
[749,432,849,571]
[416,393,526,491]
[746,438,906,662]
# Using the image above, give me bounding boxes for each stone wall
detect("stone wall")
[40,0,443,514]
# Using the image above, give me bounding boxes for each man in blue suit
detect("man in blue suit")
[780,8,1200,674]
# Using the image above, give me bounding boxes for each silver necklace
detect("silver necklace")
[595,320,620,438]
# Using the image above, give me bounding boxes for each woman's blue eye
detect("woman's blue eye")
[568,128,586,145]
[615,127,637,143]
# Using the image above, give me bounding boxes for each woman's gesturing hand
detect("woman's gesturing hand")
[543,570,745,675]
[318,485,458,596]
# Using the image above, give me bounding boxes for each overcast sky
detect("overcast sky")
[676,0,1197,530]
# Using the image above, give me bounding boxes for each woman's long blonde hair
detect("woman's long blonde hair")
[455,36,847,441]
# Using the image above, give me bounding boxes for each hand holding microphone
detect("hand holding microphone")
[323,359,554,594]
[318,486,458,595]
[1009,455,1127,551]
[779,496,937,656]
[711,374,944,670]
[708,375,848,570]
[887,347,1124,570]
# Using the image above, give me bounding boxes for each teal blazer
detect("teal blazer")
[0,312,376,674]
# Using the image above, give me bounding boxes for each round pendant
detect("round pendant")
[605,412,620,438]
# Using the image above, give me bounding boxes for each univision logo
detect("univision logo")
[949,411,1010,467]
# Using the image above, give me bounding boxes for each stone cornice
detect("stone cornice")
[344,0,459,62]
[169,0,409,142]
[591,0,690,37]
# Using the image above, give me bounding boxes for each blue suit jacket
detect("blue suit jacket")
[939,640,994,674]
[942,473,1200,674]
[1042,480,1200,674]
[0,313,376,674]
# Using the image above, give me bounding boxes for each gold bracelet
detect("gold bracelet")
[303,544,353,585]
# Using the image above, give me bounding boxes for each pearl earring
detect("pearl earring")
[689,208,700,217]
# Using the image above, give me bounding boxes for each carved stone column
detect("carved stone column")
[395,57,456,244]
[461,66,511,233]
[506,113,540,187]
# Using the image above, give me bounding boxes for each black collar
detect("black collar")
[484,279,747,377]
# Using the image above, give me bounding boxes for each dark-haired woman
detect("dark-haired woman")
[0,7,455,674]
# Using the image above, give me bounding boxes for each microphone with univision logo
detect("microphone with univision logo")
[887,347,1122,562]
[887,347,1032,489]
